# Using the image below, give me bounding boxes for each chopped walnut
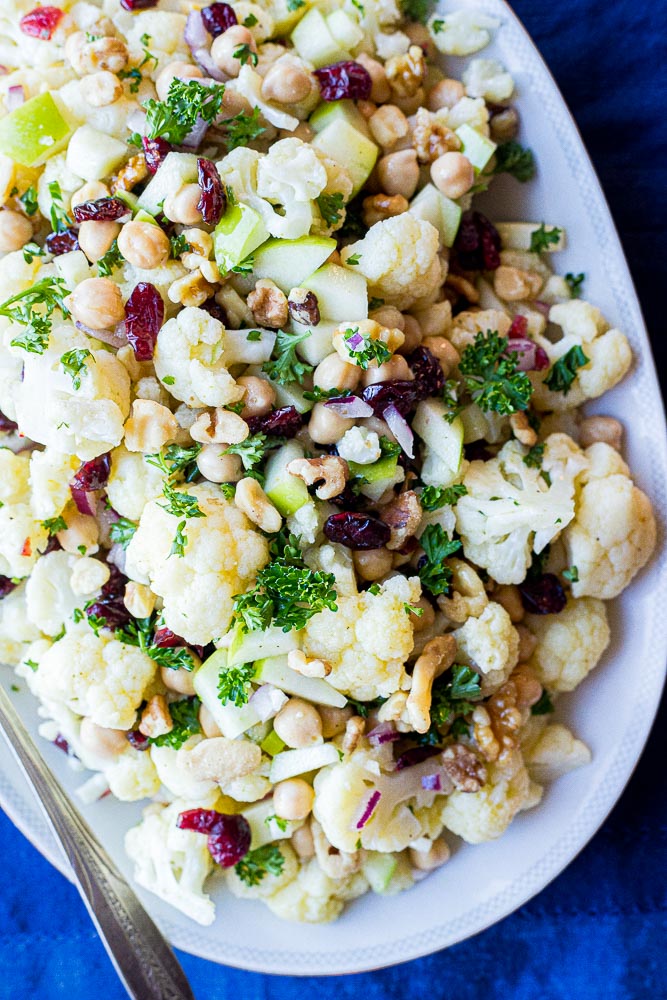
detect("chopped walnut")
[440,743,487,792]
[342,715,366,754]
[380,489,422,550]
[362,192,409,227]
[445,272,480,304]
[437,558,489,624]
[287,649,331,678]
[406,634,457,733]
[509,410,538,447]
[287,455,349,500]
[377,691,412,732]
[190,407,248,445]
[311,819,361,877]
[385,46,426,100]
[247,278,288,329]
[412,108,461,163]
[168,271,217,308]
[288,287,320,326]
[472,665,542,766]
[111,153,149,194]
[138,695,173,739]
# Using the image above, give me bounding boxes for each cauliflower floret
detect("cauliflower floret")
[150,739,217,801]
[341,215,442,310]
[0,584,41,666]
[336,426,382,465]
[25,551,104,637]
[125,795,218,926]
[522,722,591,782]
[29,449,81,521]
[106,446,165,521]
[230,65,299,132]
[525,596,610,692]
[33,626,158,729]
[452,601,519,695]
[286,500,329,546]
[462,58,514,103]
[455,436,584,585]
[428,10,499,55]
[532,300,633,411]
[0,449,47,579]
[266,857,369,924]
[440,750,535,843]
[257,137,327,204]
[125,483,269,645]
[302,575,420,700]
[448,307,510,353]
[153,307,243,409]
[105,747,161,801]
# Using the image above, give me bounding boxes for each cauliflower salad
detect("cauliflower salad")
[0,0,657,926]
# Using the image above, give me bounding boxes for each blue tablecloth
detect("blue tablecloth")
[1,2,665,997]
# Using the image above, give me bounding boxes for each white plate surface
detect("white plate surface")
[1,0,666,976]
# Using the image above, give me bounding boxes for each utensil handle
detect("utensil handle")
[0,686,194,1000]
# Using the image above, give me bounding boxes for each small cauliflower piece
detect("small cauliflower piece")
[106,446,165,522]
[0,449,47,579]
[336,426,382,465]
[226,842,299,902]
[25,551,102,637]
[266,857,369,924]
[106,748,161,802]
[341,215,442,310]
[525,595,610,692]
[125,483,269,645]
[257,137,328,206]
[29,449,81,522]
[33,626,158,729]
[523,723,591,783]
[153,307,244,409]
[453,601,519,695]
[428,10,499,55]
[302,575,420,700]
[0,585,41,666]
[462,58,514,103]
[440,750,535,843]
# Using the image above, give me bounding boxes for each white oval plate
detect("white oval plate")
[1,0,666,976]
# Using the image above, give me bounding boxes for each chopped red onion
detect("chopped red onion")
[383,403,414,458]
[355,789,381,829]
[345,330,364,351]
[6,85,25,111]
[395,745,440,771]
[184,11,227,82]
[324,395,373,418]
[533,300,551,316]
[107,542,128,576]
[249,684,288,722]
[507,337,550,372]
[69,486,97,517]
[75,320,127,349]
[367,722,401,746]
[421,773,442,792]
[181,116,210,149]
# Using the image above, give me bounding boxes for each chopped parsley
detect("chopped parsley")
[148,696,201,748]
[302,386,352,402]
[563,565,579,583]
[22,242,45,264]
[136,78,226,145]
[493,141,536,182]
[419,484,468,511]
[231,253,255,275]
[316,192,345,227]
[147,443,202,483]
[233,43,258,67]
[417,524,462,597]
[565,272,585,298]
[160,483,206,519]
[0,276,69,355]
[220,483,236,500]
[19,186,39,216]
[170,233,191,257]
[47,181,72,233]
[343,327,391,370]
[109,516,138,550]
[96,239,124,278]
[543,345,589,395]
[170,520,188,558]
[529,223,562,253]
[531,689,555,716]
[234,845,285,886]
[262,327,314,384]
[522,442,545,469]
[60,348,94,390]
[246,329,262,341]
[399,0,435,23]
[458,330,533,415]
[217,662,256,707]
[224,107,266,152]
[116,615,196,671]
[118,67,143,93]
[264,814,289,833]
[41,515,67,535]
[243,12,258,26]
[224,432,281,471]
[286,0,305,9]
[345,253,361,266]
[430,665,482,729]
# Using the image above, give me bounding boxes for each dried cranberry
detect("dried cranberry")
[246,406,302,438]
[177,809,251,867]
[142,136,172,174]
[454,211,501,271]
[153,626,205,660]
[395,746,441,770]
[197,158,226,225]
[86,565,131,630]
[19,6,63,39]
[328,483,364,510]
[72,197,128,223]
[120,0,158,9]
[314,61,372,101]
[508,314,528,339]
[0,576,17,600]
[519,573,567,615]
[45,228,79,256]
[126,730,149,751]
[361,380,420,418]
[0,409,18,433]
[201,2,237,36]
[324,511,391,550]
[200,297,227,323]
[288,290,320,326]
[72,453,111,491]
[125,282,164,361]
[53,733,70,755]
[408,346,445,399]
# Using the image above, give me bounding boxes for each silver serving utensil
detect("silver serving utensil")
[0,684,195,1000]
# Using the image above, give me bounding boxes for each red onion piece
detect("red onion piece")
[249,684,288,722]
[70,486,97,517]
[355,789,381,829]
[6,85,25,111]
[383,402,414,458]
[421,773,442,791]
[324,395,373,418]
[345,331,364,351]
[367,722,401,746]
[181,116,210,149]
[75,319,128,349]
[184,11,227,82]
[106,542,128,576]
[395,745,441,771]
[533,300,551,316]
[507,337,550,372]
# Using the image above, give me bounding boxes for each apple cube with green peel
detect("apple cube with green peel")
[65,126,128,182]
[115,189,140,214]
[255,655,348,707]
[137,151,199,216]
[362,852,399,893]
[312,119,379,197]
[412,400,464,477]
[133,207,158,226]
[409,183,462,248]
[271,378,315,414]
[242,798,301,849]
[455,124,497,172]
[291,318,339,366]
[348,452,399,483]
[250,235,336,293]
[264,441,310,516]
[495,222,566,252]
[268,0,312,37]
[193,651,262,738]
[226,622,301,667]
[54,250,91,290]
[309,99,371,139]
[0,93,75,168]
[269,743,342,783]
[299,263,368,322]
[213,202,270,274]
[260,728,286,757]
[291,8,349,68]
[326,9,364,50]
[222,328,276,366]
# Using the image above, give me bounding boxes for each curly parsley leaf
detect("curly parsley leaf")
[264,813,288,833]
[345,253,361,266]
[170,233,191,257]
[19,186,39,216]
[148,696,201,748]
[563,565,579,583]
[316,192,345,227]
[224,106,266,152]
[0,276,69,355]
[419,484,468,511]
[458,330,533,415]
[302,386,352,402]
[531,689,555,716]
[233,43,258,67]
[142,78,226,144]
[116,615,196,671]
[96,239,124,278]
[343,327,391,370]
[430,665,482,728]
[399,0,435,23]
[565,272,585,298]
[22,241,45,264]
[147,443,202,483]
[522,442,545,469]
[224,432,282,471]
[217,662,256,707]
[234,844,285,886]
[109,516,138,550]
[262,328,314,385]
[529,223,562,253]
[160,482,206,522]
[41,515,67,535]
[543,345,589,395]
[60,348,94,390]
[418,524,462,597]
[493,141,536,182]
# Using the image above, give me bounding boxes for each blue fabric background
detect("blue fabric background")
[1,2,666,996]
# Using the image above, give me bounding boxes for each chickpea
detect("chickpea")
[377,149,420,199]
[493,584,524,623]
[77,220,121,263]
[155,60,203,102]
[579,415,623,451]
[422,335,459,376]
[307,401,354,445]
[0,209,32,252]
[199,703,222,738]
[196,445,244,484]
[291,822,315,859]
[356,53,390,104]
[353,547,393,582]
[273,778,315,821]
[66,277,125,330]
[313,352,361,393]
[413,300,450,339]
[516,623,538,662]
[357,99,377,120]
[163,184,203,226]
[368,104,410,150]
[431,152,475,199]
[370,305,405,331]
[493,265,542,302]
[117,219,170,270]
[319,705,354,740]
[80,70,123,108]
[211,26,257,78]
[67,34,129,75]
[361,354,413,387]
[160,665,197,696]
[79,717,128,760]
[56,510,99,555]
[393,88,425,117]
[427,78,465,111]
[71,181,109,209]
[236,375,276,418]
[397,314,423,354]
[273,698,323,749]
[261,62,313,104]
[409,837,450,871]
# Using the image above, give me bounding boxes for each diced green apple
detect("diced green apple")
[412,400,464,478]
[268,0,311,36]
[264,441,310,516]
[259,728,286,757]
[311,119,378,197]
[254,655,348,708]
[455,123,497,172]
[226,623,301,667]
[326,10,364,51]
[54,250,91,289]
[359,465,404,502]
[348,453,399,483]
[193,651,262,738]
[133,207,158,226]
[66,126,128,182]
[137,151,199,216]
[362,851,398,893]
[299,263,368,322]
[250,236,336,293]
[0,93,75,167]
[271,378,315,414]
[269,743,342,783]
[242,798,300,849]
[222,328,276,365]
[409,183,462,248]
[213,201,270,273]
[291,318,339,366]
[309,99,371,139]
[115,190,140,214]
[495,222,566,252]
[291,8,349,68]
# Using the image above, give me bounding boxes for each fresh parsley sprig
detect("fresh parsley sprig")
[147,443,202,483]
[543,345,589,394]
[262,328,314,385]
[109,517,138,550]
[493,141,536,182]
[116,615,196,671]
[417,524,462,597]
[343,327,391,370]
[234,845,285,886]
[136,78,226,145]
[419,484,468,511]
[224,432,282,472]
[430,665,482,728]
[565,272,585,298]
[458,330,533,415]
[316,192,345,227]
[97,239,124,278]
[60,348,94,390]
[224,107,266,152]
[147,696,201,748]
[529,223,562,253]
[0,276,69,355]
[217,662,256,707]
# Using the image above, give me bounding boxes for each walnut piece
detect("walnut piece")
[138,695,173,739]
[247,278,288,329]
[406,634,457,733]
[287,455,349,500]
[380,489,422,550]
[111,153,149,194]
[441,743,487,792]
[412,108,461,163]
[288,288,320,326]
[385,46,426,100]
[472,665,542,766]
[362,192,409,227]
